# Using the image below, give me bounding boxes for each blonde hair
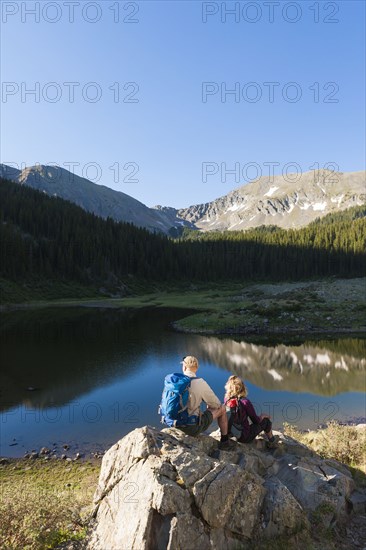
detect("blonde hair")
[224,375,248,401]
[182,356,198,371]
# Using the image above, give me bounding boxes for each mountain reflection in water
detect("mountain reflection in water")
[0,307,365,456]
[188,336,366,397]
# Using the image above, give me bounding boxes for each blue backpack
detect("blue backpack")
[159,373,199,427]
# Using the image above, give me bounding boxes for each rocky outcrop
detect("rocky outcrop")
[87,426,362,549]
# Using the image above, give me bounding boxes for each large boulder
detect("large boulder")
[87,426,356,550]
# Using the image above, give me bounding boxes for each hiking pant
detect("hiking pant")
[238,418,272,444]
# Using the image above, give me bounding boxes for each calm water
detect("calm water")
[1,307,365,457]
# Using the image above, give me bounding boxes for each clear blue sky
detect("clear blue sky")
[1,0,365,208]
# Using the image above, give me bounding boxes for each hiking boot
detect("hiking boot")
[218,439,236,451]
[266,435,280,449]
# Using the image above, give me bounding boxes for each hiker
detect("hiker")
[160,356,235,450]
[224,375,278,448]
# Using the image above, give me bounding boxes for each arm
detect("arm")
[200,379,221,409]
[244,399,261,424]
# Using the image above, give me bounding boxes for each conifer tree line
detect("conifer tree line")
[1,178,365,285]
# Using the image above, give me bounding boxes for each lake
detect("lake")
[1,307,365,458]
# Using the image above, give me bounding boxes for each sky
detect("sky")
[1,0,365,208]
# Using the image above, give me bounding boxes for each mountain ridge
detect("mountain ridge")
[0,163,192,234]
[1,163,365,233]
[175,169,366,231]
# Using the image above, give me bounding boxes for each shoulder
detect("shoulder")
[240,398,251,406]
[191,377,213,392]
[190,376,204,386]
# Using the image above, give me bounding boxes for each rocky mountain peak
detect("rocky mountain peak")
[177,170,365,231]
[1,164,364,233]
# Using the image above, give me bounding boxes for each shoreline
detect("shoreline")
[2,418,366,461]
[171,320,366,337]
[1,277,366,338]
[2,298,365,338]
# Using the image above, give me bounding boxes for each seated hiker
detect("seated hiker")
[159,355,235,450]
[224,375,278,448]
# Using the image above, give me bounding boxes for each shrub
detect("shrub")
[283,422,366,473]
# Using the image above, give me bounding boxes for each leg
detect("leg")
[208,405,236,450]
[208,405,228,437]
[239,418,273,444]
[178,410,213,437]
[261,418,273,440]
[228,413,234,436]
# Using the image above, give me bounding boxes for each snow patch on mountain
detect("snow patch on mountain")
[264,186,279,197]
[313,202,327,211]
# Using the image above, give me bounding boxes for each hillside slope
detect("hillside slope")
[176,169,366,230]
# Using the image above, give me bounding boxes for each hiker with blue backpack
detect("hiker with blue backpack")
[159,356,235,450]
[224,375,279,448]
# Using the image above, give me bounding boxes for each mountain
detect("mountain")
[1,177,365,299]
[175,169,366,231]
[0,164,191,234]
[1,164,365,233]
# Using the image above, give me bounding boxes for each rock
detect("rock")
[192,463,265,535]
[279,433,315,458]
[349,490,366,514]
[87,426,359,550]
[167,513,210,548]
[29,452,38,459]
[0,458,9,465]
[260,477,308,537]
[40,447,50,455]
[276,455,355,517]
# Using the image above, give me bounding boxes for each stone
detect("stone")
[40,447,50,455]
[167,513,209,550]
[276,455,355,517]
[87,426,361,550]
[260,477,309,537]
[349,490,366,514]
